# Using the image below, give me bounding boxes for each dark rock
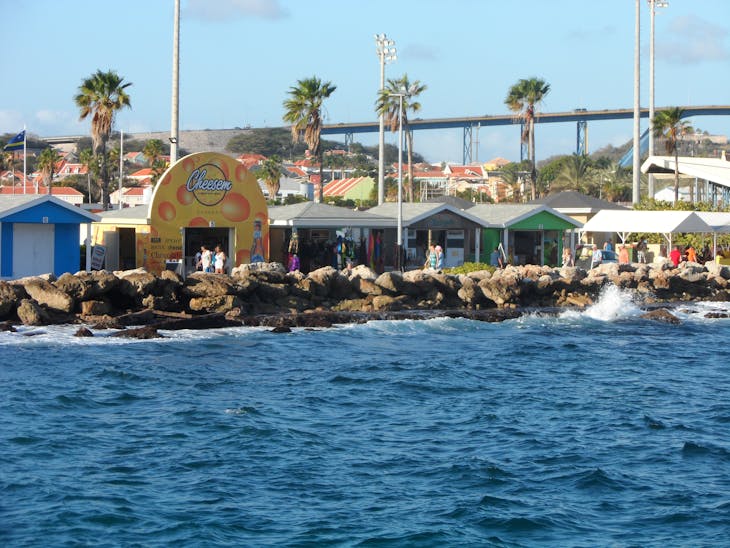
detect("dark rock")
[0,320,17,332]
[80,299,112,316]
[271,326,292,333]
[641,308,681,324]
[111,325,163,339]
[74,327,94,337]
[705,312,729,319]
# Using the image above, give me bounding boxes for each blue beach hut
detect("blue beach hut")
[0,195,100,279]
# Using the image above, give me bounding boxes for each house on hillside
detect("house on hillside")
[0,186,84,206]
[322,177,375,201]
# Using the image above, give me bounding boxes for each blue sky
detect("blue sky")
[1,0,728,164]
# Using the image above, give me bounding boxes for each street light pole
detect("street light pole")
[632,0,641,204]
[648,0,668,200]
[396,93,404,271]
[375,33,396,206]
[170,0,180,164]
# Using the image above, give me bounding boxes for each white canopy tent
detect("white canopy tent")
[695,212,730,257]
[580,210,714,250]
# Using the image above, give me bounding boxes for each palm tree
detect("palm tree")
[37,147,61,195]
[74,69,132,209]
[551,154,595,194]
[652,107,693,203]
[505,77,550,200]
[258,155,283,202]
[143,139,164,166]
[282,76,336,202]
[143,139,166,185]
[376,74,427,202]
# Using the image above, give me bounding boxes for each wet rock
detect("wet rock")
[0,320,17,332]
[641,308,681,324]
[111,325,163,339]
[705,312,729,319]
[270,326,291,333]
[0,281,23,319]
[74,327,94,337]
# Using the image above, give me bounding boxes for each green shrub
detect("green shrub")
[443,262,495,275]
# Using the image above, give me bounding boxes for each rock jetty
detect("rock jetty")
[0,259,728,334]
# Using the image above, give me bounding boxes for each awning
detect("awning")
[580,209,714,248]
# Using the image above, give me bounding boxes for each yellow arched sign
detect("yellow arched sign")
[142,151,269,273]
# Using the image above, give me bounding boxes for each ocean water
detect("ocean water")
[2,286,730,547]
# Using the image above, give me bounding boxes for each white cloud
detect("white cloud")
[186,0,288,21]
[402,43,437,62]
[658,15,729,64]
[32,110,85,136]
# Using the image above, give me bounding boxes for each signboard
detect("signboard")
[143,152,269,273]
[90,245,106,270]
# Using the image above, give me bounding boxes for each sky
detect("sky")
[1,0,729,165]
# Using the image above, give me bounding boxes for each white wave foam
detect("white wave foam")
[561,285,641,322]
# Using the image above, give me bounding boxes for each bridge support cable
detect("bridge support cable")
[463,125,473,165]
[344,132,354,151]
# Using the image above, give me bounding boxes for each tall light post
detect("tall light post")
[392,91,407,271]
[396,93,405,271]
[632,0,641,204]
[170,0,180,164]
[375,33,396,205]
[648,0,668,199]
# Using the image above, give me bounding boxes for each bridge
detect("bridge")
[42,105,730,165]
[321,105,730,164]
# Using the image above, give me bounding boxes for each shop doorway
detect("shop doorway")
[512,231,541,265]
[183,227,232,273]
[118,228,136,270]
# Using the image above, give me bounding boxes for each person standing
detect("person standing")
[669,246,681,268]
[201,245,213,273]
[424,244,437,269]
[603,238,613,252]
[618,245,630,264]
[685,244,697,263]
[435,244,444,270]
[561,246,573,267]
[214,245,227,274]
[590,244,603,269]
[636,239,647,263]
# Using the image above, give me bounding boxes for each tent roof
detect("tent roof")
[695,211,730,233]
[641,155,730,188]
[468,203,582,228]
[581,209,713,235]
[269,201,395,228]
[530,191,627,213]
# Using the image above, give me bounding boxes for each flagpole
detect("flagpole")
[23,125,27,195]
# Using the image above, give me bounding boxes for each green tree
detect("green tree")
[74,69,132,208]
[505,77,550,200]
[257,155,283,202]
[37,147,61,195]
[143,139,164,166]
[551,154,596,194]
[282,76,336,202]
[652,107,693,203]
[376,74,427,202]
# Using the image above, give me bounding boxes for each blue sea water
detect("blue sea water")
[2,286,730,547]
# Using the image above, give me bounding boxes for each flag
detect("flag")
[3,130,25,151]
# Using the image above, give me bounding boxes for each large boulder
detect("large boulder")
[54,273,90,301]
[23,279,74,313]
[115,269,158,300]
[184,273,238,298]
[188,295,243,313]
[0,281,24,319]
[375,271,405,295]
[80,299,112,316]
[231,261,286,278]
[16,299,50,326]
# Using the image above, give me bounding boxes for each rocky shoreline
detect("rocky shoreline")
[1,260,729,338]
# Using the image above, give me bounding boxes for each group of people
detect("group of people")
[194,245,227,274]
[424,243,444,270]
